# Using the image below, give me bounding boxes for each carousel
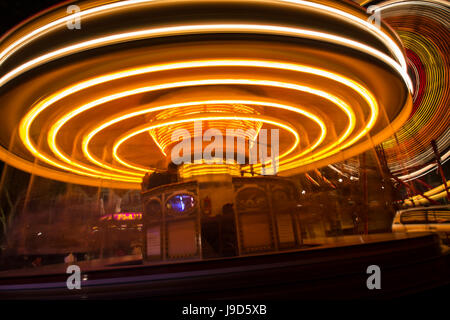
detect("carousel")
[0,0,416,261]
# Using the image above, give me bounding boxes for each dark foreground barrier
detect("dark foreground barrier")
[0,233,449,299]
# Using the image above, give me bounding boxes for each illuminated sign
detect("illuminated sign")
[100,212,142,221]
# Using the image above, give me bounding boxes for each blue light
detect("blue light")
[168,194,194,213]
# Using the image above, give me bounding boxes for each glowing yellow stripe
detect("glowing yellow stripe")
[82,100,327,175]
[112,113,300,172]
[0,0,408,71]
[180,162,242,178]
[19,59,375,181]
[49,78,352,179]
[0,24,412,92]
[403,186,450,206]
[3,0,412,187]
[148,103,263,156]
[278,81,379,171]
[408,181,450,201]
[83,99,326,176]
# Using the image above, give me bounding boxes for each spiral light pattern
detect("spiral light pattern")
[0,0,412,189]
[375,0,449,176]
[357,0,449,205]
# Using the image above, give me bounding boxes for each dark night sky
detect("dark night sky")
[0,0,70,36]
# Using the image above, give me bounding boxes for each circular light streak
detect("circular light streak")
[0,24,413,94]
[23,58,378,181]
[148,103,264,156]
[83,99,327,177]
[361,0,449,205]
[0,0,409,71]
[44,76,358,180]
[0,0,412,188]
[112,113,301,172]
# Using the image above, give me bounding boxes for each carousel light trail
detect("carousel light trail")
[112,113,300,172]
[40,77,356,180]
[23,60,369,181]
[0,0,412,188]
[83,98,327,176]
[0,24,413,93]
[0,0,410,72]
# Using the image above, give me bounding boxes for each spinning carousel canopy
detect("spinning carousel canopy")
[0,0,412,189]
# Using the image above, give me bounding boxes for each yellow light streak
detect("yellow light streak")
[0,0,409,74]
[1,0,413,188]
[403,181,450,206]
[82,99,326,176]
[0,24,412,92]
[48,78,353,179]
[111,113,300,172]
[17,59,380,182]
[148,103,263,156]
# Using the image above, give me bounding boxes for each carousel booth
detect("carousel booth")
[142,175,302,262]
[93,212,144,258]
